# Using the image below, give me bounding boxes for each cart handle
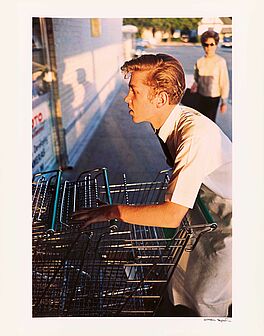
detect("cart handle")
[48,170,62,232]
[196,193,215,224]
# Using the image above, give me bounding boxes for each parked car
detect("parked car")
[180,34,189,43]
[135,38,151,48]
[221,35,232,48]
[133,38,152,57]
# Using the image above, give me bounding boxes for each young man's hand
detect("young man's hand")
[71,205,116,229]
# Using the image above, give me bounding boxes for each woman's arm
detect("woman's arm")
[191,62,199,93]
[219,59,230,113]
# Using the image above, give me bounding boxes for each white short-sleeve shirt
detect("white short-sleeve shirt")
[159,104,232,208]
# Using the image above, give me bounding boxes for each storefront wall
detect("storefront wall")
[32,18,57,174]
[52,18,123,166]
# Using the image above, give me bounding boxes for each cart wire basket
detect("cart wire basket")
[32,168,217,317]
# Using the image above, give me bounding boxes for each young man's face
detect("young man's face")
[124,71,158,124]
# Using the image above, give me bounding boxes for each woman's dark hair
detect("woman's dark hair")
[201,30,220,45]
[121,53,186,105]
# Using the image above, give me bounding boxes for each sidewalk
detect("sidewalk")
[65,79,232,184]
[64,80,170,184]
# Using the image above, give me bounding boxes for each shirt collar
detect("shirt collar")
[157,104,182,142]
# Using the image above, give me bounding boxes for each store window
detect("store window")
[32,18,56,173]
[32,18,50,98]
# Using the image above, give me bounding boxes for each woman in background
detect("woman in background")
[190,30,229,122]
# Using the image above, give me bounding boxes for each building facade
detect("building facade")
[197,17,232,39]
[32,18,124,174]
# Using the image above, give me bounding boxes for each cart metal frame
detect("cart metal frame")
[32,168,216,317]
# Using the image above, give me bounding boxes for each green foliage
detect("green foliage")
[123,18,202,33]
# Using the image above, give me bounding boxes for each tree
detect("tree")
[123,18,201,39]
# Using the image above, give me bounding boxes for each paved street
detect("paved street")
[66,44,232,185]
[152,44,232,83]
[149,44,232,140]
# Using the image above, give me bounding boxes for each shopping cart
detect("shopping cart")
[32,168,217,317]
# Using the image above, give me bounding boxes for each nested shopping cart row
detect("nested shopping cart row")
[32,168,216,317]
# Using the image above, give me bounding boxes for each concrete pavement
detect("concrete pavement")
[64,80,170,184]
[65,79,232,184]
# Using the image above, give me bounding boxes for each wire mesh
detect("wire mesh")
[32,168,216,317]
[32,170,62,243]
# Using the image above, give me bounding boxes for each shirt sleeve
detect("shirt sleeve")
[219,59,230,101]
[165,137,204,208]
[165,116,223,208]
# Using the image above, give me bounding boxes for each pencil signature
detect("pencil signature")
[204,317,231,323]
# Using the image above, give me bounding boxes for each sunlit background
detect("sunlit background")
[32,17,232,176]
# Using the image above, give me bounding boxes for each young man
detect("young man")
[72,54,232,317]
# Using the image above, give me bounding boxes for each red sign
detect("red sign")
[32,100,55,172]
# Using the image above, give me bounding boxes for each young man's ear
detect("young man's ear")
[156,91,169,107]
